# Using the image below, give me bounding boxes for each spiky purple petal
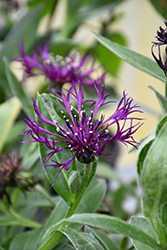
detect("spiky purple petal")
[20,81,143,182]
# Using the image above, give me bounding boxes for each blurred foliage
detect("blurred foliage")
[149,0,167,19]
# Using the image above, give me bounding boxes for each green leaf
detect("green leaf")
[92,228,119,250]
[92,32,127,77]
[137,140,154,175]
[36,178,106,250]
[156,115,167,136]
[76,178,106,214]
[58,245,75,250]
[68,171,81,196]
[0,201,41,229]
[0,216,21,226]
[4,57,34,116]
[91,31,166,82]
[46,178,106,234]
[136,132,157,177]
[85,226,119,250]
[64,214,162,250]
[36,93,75,205]
[149,0,167,19]
[34,199,68,250]
[5,121,25,145]
[59,227,104,250]
[20,142,40,170]
[0,5,42,76]
[34,184,56,208]
[131,216,157,238]
[17,189,57,209]
[130,216,158,250]
[148,85,167,113]
[0,97,21,152]
[141,121,167,247]
[9,229,41,250]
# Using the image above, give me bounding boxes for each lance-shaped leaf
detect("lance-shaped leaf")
[64,213,162,250]
[59,227,104,250]
[130,216,158,250]
[85,226,119,250]
[36,93,75,206]
[148,85,167,113]
[91,31,166,83]
[141,120,167,247]
[9,229,41,250]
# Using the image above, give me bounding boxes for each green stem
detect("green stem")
[37,161,97,250]
[37,230,66,250]
[66,161,96,218]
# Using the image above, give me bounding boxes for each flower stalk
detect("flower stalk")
[37,161,97,250]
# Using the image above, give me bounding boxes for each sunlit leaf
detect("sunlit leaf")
[0,97,21,152]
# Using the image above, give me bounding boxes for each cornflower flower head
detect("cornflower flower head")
[152,21,167,75]
[153,21,167,46]
[20,81,143,185]
[0,152,37,203]
[14,41,105,88]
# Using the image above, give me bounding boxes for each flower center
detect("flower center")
[44,54,72,67]
[56,108,109,163]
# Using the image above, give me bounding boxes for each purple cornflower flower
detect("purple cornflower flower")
[152,21,167,75]
[20,81,143,185]
[14,41,105,88]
